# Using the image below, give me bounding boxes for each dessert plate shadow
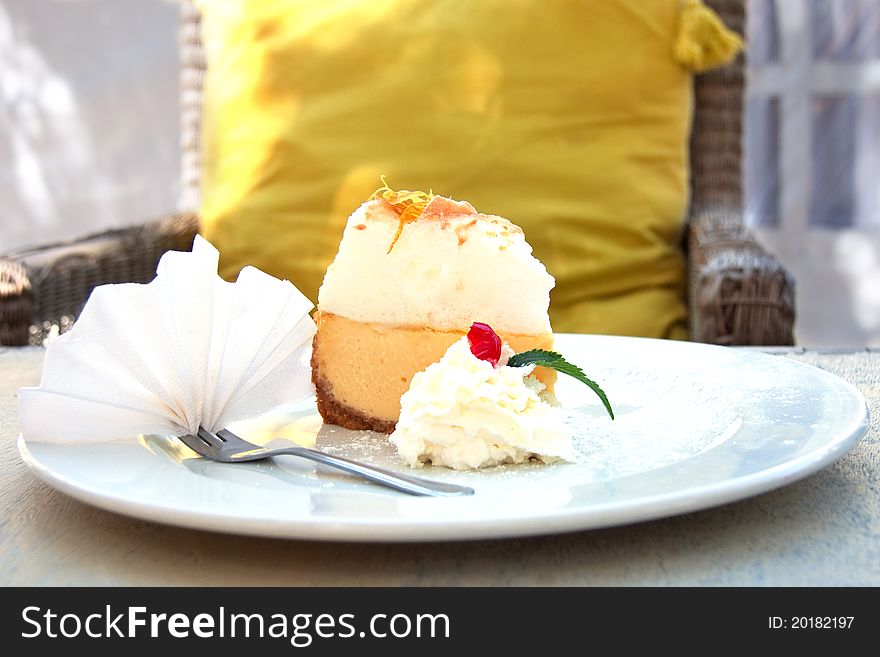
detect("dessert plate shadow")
[19,335,868,542]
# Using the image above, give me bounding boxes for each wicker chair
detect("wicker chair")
[0,0,794,347]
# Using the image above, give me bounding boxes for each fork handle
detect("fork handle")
[269,446,474,497]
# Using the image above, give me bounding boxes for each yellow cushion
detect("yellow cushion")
[198,0,740,339]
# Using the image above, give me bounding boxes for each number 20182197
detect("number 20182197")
[768,616,854,630]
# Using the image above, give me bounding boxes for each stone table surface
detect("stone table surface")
[1,346,877,586]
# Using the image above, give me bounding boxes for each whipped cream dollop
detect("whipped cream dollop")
[389,338,574,470]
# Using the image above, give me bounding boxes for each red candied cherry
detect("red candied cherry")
[467,322,502,366]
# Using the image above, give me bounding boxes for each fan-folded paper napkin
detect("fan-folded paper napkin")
[18,236,316,443]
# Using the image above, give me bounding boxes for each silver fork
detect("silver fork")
[178,427,474,497]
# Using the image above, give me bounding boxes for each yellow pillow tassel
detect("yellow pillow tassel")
[674,0,743,72]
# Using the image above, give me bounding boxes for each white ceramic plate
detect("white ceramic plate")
[19,335,869,542]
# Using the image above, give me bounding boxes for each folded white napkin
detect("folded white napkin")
[19,236,317,443]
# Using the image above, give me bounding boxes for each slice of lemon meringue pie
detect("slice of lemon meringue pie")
[311,182,556,433]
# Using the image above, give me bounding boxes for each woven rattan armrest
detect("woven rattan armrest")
[688,209,795,345]
[0,213,199,346]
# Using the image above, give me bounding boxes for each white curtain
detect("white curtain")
[746,0,880,346]
[0,0,179,254]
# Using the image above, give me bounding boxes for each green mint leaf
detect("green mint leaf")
[508,349,615,420]
[506,349,563,368]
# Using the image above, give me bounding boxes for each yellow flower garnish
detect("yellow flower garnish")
[371,176,434,253]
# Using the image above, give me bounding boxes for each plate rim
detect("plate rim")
[17,337,871,542]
